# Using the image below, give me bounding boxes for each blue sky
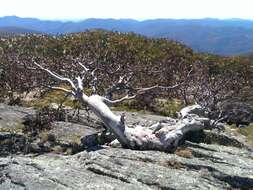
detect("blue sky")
[0,0,253,20]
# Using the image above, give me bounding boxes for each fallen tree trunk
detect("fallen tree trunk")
[80,94,211,151]
[34,62,210,151]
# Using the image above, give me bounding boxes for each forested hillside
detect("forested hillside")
[0,30,252,116]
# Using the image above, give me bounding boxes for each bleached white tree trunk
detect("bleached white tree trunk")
[34,62,210,151]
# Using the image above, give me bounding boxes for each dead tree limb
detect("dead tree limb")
[34,61,210,151]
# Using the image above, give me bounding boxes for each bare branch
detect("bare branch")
[103,83,180,105]
[102,94,137,105]
[105,73,133,99]
[90,68,98,93]
[77,62,90,72]
[34,62,77,90]
[76,76,84,91]
[49,86,74,95]
[103,64,121,75]
[135,84,180,93]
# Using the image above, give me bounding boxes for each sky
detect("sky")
[0,0,253,21]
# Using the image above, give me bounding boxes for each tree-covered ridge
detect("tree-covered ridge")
[2,16,253,55]
[0,30,252,114]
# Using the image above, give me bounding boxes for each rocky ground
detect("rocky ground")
[0,103,253,190]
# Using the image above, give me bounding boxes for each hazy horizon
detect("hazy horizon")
[2,15,253,23]
[0,0,253,21]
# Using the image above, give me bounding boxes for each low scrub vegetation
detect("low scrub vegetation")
[0,30,252,119]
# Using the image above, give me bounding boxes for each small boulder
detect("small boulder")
[219,101,253,127]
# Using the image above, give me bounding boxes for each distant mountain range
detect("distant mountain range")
[1,16,253,55]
